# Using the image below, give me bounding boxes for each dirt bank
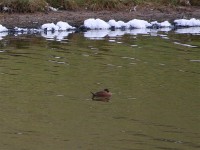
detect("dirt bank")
[0,6,200,28]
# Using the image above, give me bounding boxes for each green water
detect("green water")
[0,32,199,150]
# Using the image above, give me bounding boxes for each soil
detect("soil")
[0,6,200,28]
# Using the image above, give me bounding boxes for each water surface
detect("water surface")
[0,29,199,150]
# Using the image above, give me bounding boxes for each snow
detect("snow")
[151,21,171,27]
[2,18,200,41]
[85,18,153,29]
[41,23,59,31]
[127,19,151,29]
[0,24,8,32]
[56,21,75,30]
[41,22,75,31]
[108,19,121,28]
[84,18,110,29]
[83,18,200,29]
[174,18,200,27]
[160,21,171,27]
[84,18,96,29]
[108,20,127,29]
[96,19,110,29]
[108,20,126,28]
[108,19,171,29]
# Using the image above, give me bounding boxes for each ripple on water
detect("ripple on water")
[48,60,68,65]
[131,45,138,47]
[82,54,90,57]
[117,41,123,44]
[108,39,115,42]
[190,60,200,62]
[153,138,200,149]
[54,56,61,59]
[174,42,198,48]
[121,56,135,60]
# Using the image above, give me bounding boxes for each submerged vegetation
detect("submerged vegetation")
[0,0,199,13]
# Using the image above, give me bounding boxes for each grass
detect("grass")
[0,0,47,12]
[0,0,199,13]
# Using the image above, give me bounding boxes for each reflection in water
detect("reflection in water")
[0,32,8,40]
[84,30,109,40]
[175,27,200,34]
[41,30,74,41]
[92,97,110,102]
[174,42,198,48]
[0,31,199,150]
[1,27,200,41]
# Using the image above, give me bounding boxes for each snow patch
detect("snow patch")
[127,19,151,29]
[56,21,75,30]
[0,24,8,32]
[151,21,171,27]
[41,22,75,31]
[84,18,110,29]
[174,18,200,27]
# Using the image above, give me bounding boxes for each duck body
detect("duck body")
[91,89,112,101]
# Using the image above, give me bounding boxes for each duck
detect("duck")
[91,89,112,101]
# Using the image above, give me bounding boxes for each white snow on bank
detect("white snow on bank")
[151,21,171,27]
[2,18,200,41]
[127,19,151,29]
[85,18,152,29]
[40,18,200,31]
[41,30,74,41]
[84,18,200,29]
[0,24,8,32]
[41,21,75,31]
[56,21,75,30]
[174,18,200,27]
[84,18,110,29]
[41,23,59,31]
[108,20,126,28]
[85,19,172,29]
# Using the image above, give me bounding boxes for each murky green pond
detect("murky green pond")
[0,30,199,150]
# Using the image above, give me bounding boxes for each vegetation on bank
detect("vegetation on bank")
[0,0,199,13]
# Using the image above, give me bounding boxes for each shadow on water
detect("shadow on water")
[0,28,199,150]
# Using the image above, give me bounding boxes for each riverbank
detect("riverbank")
[0,6,200,28]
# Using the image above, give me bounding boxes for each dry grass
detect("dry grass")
[190,0,200,5]
[83,0,135,10]
[64,0,79,10]
[0,0,199,13]
[0,0,47,12]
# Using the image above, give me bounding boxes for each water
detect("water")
[0,29,199,150]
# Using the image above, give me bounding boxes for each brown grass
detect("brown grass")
[0,0,48,13]
[0,0,199,13]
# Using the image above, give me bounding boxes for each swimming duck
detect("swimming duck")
[91,89,112,101]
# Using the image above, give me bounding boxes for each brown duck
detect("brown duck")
[91,89,112,101]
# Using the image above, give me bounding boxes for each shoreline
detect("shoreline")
[0,6,200,29]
